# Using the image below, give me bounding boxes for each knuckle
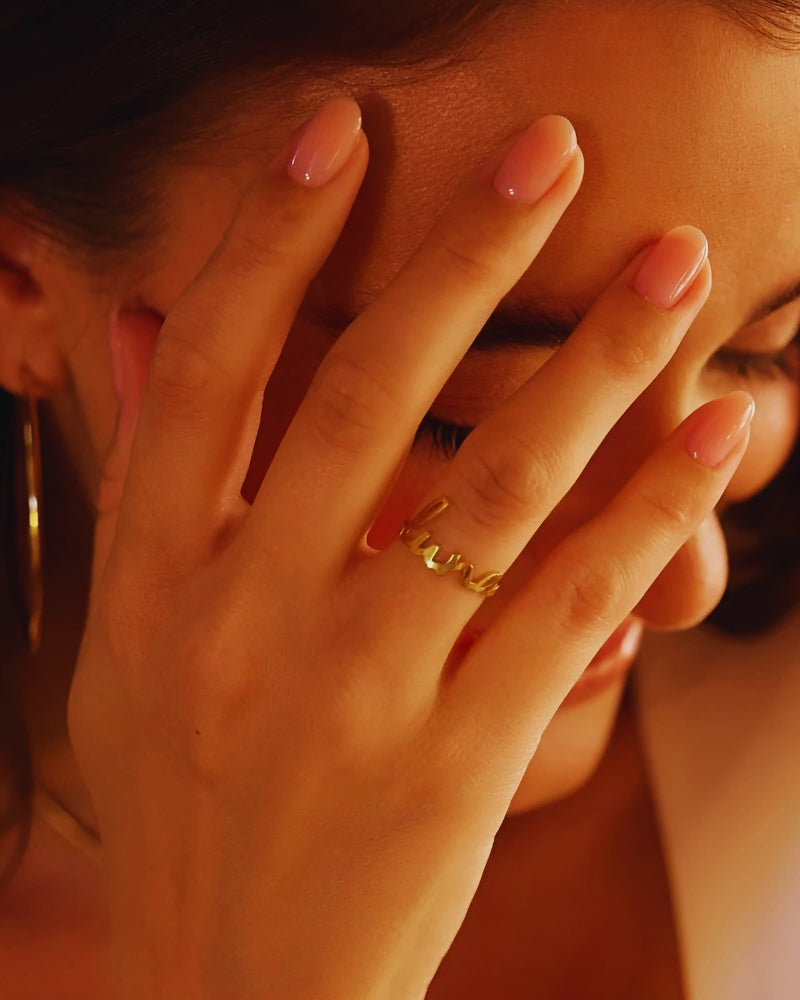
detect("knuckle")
[307,350,396,456]
[427,220,508,291]
[456,429,549,530]
[554,553,621,636]
[227,222,297,276]
[591,314,670,379]
[148,324,227,417]
[224,189,308,274]
[424,725,519,824]
[177,638,264,783]
[638,483,693,534]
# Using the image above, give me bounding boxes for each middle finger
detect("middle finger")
[357,226,711,656]
[250,115,582,575]
[399,225,712,576]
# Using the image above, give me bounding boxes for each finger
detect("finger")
[117,98,367,569]
[251,116,583,574]
[444,391,754,764]
[360,228,711,661]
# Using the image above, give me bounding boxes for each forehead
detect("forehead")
[319,2,800,322]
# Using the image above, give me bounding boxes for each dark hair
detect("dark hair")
[712,0,800,41]
[1,0,799,882]
[2,1,799,258]
[0,0,521,263]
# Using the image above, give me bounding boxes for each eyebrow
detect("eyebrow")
[470,303,583,351]
[321,273,800,354]
[746,279,800,325]
[473,274,800,351]
[312,301,585,351]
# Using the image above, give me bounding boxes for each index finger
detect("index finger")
[116,98,367,570]
[255,115,583,568]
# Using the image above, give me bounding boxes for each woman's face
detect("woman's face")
[52,2,800,809]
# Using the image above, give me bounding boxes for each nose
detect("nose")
[633,513,729,629]
[558,378,731,631]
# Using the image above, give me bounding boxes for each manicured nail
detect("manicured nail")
[287,97,362,187]
[634,226,708,309]
[684,391,755,468]
[492,115,578,204]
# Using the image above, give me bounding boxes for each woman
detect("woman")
[1,1,799,997]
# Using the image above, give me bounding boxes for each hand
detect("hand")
[69,98,748,999]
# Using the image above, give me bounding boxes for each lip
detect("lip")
[559,616,644,709]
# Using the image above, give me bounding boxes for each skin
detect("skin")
[1,2,799,997]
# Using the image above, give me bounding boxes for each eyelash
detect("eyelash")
[708,343,799,382]
[415,416,473,459]
[416,339,800,460]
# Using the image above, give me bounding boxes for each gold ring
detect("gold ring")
[399,497,503,597]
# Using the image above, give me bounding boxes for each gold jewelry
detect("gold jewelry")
[399,497,503,597]
[14,391,43,652]
[31,782,102,866]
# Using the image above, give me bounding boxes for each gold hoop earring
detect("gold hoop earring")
[14,392,43,652]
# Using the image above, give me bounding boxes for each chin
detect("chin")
[506,681,625,814]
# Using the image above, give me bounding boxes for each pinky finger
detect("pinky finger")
[443,390,755,763]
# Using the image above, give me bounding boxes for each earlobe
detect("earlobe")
[0,215,68,397]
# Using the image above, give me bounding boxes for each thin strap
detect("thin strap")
[31,782,102,866]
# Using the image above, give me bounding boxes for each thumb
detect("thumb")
[91,308,161,590]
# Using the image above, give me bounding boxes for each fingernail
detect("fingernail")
[633,226,709,309]
[492,115,578,204]
[287,97,362,187]
[684,391,755,468]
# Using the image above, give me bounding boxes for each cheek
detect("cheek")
[725,382,800,502]
[508,682,624,813]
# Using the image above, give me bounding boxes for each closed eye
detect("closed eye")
[416,332,800,460]
[709,339,800,382]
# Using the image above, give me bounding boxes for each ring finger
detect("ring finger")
[247,115,583,578]
[360,227,712,650]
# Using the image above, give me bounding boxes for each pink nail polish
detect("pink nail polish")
[492,115,578,204]
[633,226,708,309]
[287,97,362,188]
[684,391,755,468]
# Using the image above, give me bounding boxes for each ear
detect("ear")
[0,214,69,397]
